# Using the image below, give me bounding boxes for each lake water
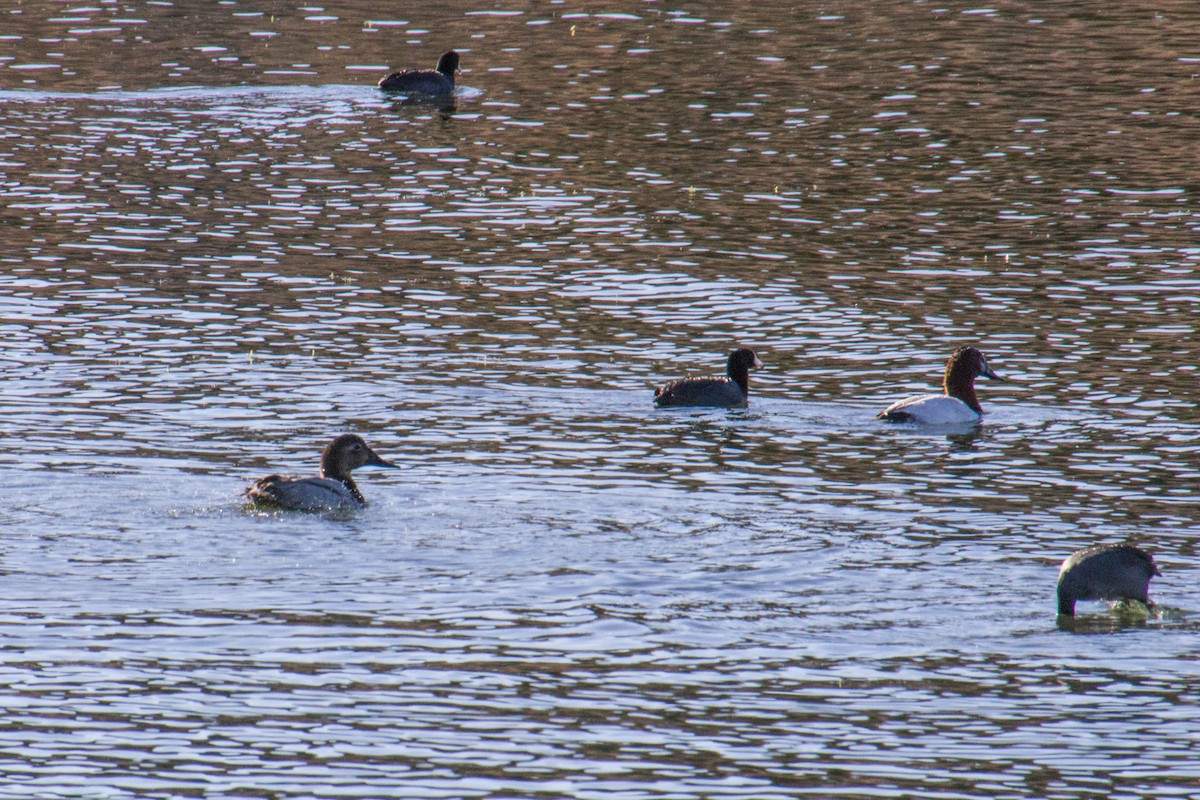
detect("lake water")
[2,1,1200,797]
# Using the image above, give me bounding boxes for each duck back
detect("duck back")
[654,378,747,408]
[878,394,979,424]
[378,70,454,96]
[247,475,362,512]
[1057,543,1160,616]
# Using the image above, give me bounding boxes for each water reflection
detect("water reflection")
[1056,601,1166,635]
[385,96,458,117]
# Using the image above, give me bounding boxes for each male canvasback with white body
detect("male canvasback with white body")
[1056,543,1160,617]
[878,346,1003,424]
[378,50,459,97]
[654,348,763,408]
[246,434,398,512]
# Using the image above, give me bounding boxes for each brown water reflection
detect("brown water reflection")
[1,1,1200,798]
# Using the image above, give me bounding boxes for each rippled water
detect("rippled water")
[2,2,1200,797]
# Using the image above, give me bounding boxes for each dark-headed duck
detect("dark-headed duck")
[879,346,1003,424]
[246,433,397,512]
[378,50,459,97]
[654,348,763,408]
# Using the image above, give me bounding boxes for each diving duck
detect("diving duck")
[1057,543,1160,617]
[246,433,397,512]
[879,346,1003,424]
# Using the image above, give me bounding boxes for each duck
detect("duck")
[246,433,398,512]
[378,50,459,97]
[654,348,762,408]
[878,346,1003,424]
[1057,542,1160,616]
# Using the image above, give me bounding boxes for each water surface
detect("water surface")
[2,2,1200,797]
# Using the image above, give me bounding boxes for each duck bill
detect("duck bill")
[981,367,1005,382]
[753,356,764,369]
[365,449,399,469]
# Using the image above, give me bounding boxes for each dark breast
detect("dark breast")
[654,378,747,408]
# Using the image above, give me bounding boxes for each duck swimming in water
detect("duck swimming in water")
[654,348,763,408]
[1056,543,1160,617]
[378,50,459,97]
[246,433,398,512]
[878,346,1003,424]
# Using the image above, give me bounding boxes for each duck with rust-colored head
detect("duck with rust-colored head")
[654,348,763,408]
[878,346,1004,424]
[246,434,398,512]
[378,50,459,97]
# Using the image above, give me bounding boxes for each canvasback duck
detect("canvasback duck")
[654,348,762,408]
[246,433,398,512]
[878,346,1003,424]
[378,50,459,96]
[1057,543,1160,616]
